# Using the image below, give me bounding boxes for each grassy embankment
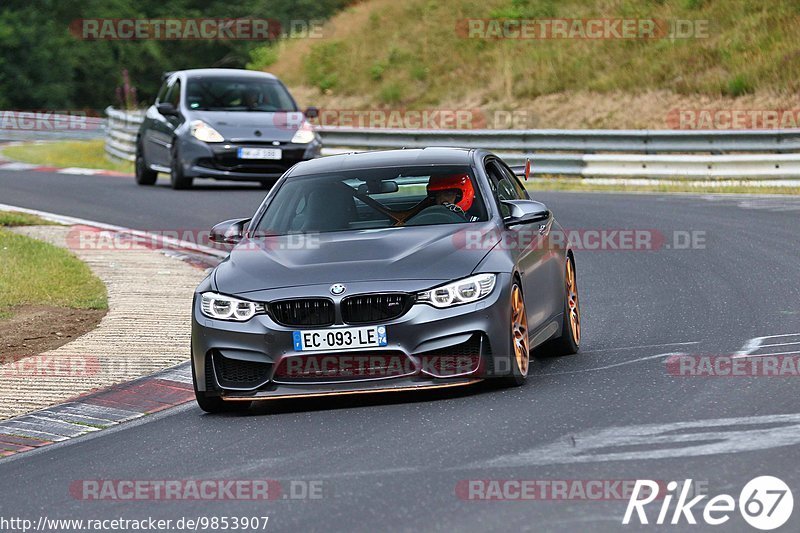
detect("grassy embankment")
[258,0,799,126]
[0,211,107,319]
[1,140,132,173]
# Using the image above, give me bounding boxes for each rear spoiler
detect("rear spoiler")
[509,165,525,177]
[509,159,532,180]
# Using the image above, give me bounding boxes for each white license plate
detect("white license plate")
[293,326,388,352]
[238,147,282,160]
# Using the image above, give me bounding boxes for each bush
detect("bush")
[305,41,345,91]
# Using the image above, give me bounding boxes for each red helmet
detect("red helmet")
[427,173,475,212]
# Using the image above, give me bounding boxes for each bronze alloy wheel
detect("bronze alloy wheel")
[566,258,581,346]
[511,284,530,376]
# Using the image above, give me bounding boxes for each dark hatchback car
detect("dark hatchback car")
[192,148,581,413]
[135,68,322,189]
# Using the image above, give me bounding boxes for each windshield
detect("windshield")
[186,77,297,112]
[255,165,488,235]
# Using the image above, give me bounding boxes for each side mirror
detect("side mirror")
[502,200,550,227]
[156,102,178,116]
[210,218,251,245]
[304,106,319,119]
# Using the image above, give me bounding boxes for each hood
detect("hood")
[214,222,499,295]
[188,110,305,143]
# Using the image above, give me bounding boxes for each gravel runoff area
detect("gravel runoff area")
[0,225,206,419]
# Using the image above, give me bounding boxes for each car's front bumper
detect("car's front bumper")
[191,275,515,400]
[177,136,322,181]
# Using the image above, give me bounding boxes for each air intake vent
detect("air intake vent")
[212,352,271,390]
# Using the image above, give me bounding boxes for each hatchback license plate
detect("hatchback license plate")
[293,326,388,352]
[238,147,282,160]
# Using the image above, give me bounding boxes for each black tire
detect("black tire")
[170,145,193,190]
[495,281,530,387]
[541,256,581,357]
[191,353,251,413]
[134,141,157,186]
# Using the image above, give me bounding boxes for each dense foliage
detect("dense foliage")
[0,0,349,110]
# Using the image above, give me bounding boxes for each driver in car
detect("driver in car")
[426,174,475,219]
[242,88,261,109]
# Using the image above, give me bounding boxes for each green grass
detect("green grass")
[265,0,800,104]
[0,229,108,318]
[2,140,133,173]
[0,211,58,227]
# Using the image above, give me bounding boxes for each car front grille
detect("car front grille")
[269,298,335,327]
[211,351,272,390]
[199,146,308,175]
[341,293,411,324]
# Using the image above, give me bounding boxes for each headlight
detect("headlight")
[200,292,265,321]
[416,274,496,308]
[191,120,224,143]
[291,122,316,144]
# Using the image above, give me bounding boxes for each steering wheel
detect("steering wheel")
[405,205,467,225]
[342,184,435,227]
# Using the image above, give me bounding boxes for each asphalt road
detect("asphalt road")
[2,170,800,532]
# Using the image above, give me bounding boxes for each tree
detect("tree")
[0,0,350,110]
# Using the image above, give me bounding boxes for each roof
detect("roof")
[288,148,475,176]
[174,68,278,80]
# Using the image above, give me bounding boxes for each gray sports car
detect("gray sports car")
[191,148,581,412]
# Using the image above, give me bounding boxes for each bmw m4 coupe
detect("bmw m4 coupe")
[191,147,581,412]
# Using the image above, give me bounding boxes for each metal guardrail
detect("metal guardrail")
[103,107,800,178]
[105,107,144,162]
[316,127,800,154]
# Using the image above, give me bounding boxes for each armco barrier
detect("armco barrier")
[103,107,800,178]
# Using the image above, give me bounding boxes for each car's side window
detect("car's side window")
[165,80,181,108]
[155,81,169,104]
[484,159,516,217]
[497,162,530,200]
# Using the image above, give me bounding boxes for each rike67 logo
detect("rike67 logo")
[623,477,793,530]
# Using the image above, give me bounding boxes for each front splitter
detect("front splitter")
[220,378,483,402]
